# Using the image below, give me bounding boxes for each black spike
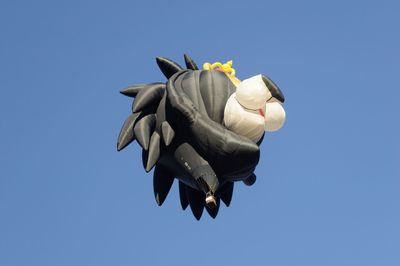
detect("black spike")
[120,84,144,97]
[243,173,257,186]
[179,181,189,210]
[120,82,165,98]
[184,54,198,70]
[156,57,183,79]
[132,84,165,113]
[161,121,175,146]
[145,132,160,172]
[134,114,156,150]
[153,165,174,206]
[185,185,204,220]
[205,197,220,219]
[117,113,140,151]
[219,182,234,207]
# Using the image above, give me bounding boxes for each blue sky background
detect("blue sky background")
[1,0,399,265]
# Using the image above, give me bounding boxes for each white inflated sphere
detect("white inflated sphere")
[236,74,271,110]
[264,102,286,132]
[224,93,265,142]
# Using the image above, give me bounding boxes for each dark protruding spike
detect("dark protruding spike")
[117,113,140,151]
[156,57,183,79]
[184,54,198,70]
[179,181,189,210]
[185,185,205,220]
[153,165,174,206]
[134,114,156,150]
[243,173,257,186]
[206,197,220,219]
[132,84,165,113]
[145,132,160,172]
[219,182,234,207]
[120,82,165,98]
[262,75,285,103]
[161,121,175,146]
[120,84,144,97]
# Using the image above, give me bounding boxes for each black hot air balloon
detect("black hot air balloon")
[117,55,285,219]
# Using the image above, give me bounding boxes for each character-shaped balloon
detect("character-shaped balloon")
[118,55,286,220]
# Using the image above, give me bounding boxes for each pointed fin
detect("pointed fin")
[205,197,220,219]
[117,113,140,151]
[184,54,198,70]
[132,84,165,112]
[219,182,234,207]
[145,132,160,172]
[153,165,174,206]
[156,57,183,79]
[120,82,165,98]
[161,121,175,146]
[179,181,189,210]
[185,185,204,220]
[134,114,156,150]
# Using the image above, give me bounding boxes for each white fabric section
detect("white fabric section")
[236,74,272,110]
[223,93,265,142]
[264,102,286,132]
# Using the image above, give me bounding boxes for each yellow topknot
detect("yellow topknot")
[203,60,241,87]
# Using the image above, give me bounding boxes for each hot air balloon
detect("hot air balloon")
[117,54,285,219]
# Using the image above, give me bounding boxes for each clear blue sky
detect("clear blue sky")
[1,1,399,265]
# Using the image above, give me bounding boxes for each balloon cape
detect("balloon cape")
[117,54,285,220]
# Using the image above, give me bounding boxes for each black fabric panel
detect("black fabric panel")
[179,71,208,115]
[199,70,234,124]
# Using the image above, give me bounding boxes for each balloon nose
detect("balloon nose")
[262,75,285,103]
